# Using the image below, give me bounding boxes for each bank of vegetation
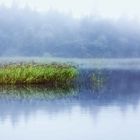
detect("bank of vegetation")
[0,63,78,86]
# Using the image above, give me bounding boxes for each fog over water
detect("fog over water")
[0,2,139,58]
[0,1,140,140]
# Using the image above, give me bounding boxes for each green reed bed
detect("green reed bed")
[0,63,78,86]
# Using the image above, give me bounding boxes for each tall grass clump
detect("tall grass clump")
[0,63,78,86]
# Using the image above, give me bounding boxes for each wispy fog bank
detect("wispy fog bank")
[0,4,140,58]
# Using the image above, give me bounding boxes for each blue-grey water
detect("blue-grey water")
[0,58,140,140]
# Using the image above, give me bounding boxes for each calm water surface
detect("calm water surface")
[0,59,140,140]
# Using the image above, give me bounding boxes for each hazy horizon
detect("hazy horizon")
[0,0,140,19]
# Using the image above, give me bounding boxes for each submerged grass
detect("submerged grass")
[92,71,106,90]
[0,63,78,86]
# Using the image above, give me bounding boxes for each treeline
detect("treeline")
[0,5,140,58]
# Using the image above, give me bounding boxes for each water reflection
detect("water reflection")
[0,70,140,126]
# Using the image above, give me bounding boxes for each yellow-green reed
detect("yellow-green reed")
[0,63,78,86]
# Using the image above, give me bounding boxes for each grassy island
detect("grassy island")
[0,63,78,86]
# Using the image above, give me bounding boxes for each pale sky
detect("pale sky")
[0,0,140,18]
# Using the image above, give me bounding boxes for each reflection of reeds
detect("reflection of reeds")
[0,63,78,87]
[0,85,77,100]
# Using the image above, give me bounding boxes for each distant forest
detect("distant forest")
[0,4,140,58]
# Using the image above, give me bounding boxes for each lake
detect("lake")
[0,58,140,140]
